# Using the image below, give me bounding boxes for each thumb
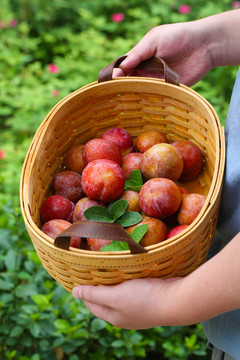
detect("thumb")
[120,52,144,70]
[120,50,151,71]
[120,31,159,70]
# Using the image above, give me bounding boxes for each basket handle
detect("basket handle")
[54,220,148,254]
[98,55,179,85]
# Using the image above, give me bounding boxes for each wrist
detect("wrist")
[196,10,240,67]
[195,16,224,68]
[153,276,194,326]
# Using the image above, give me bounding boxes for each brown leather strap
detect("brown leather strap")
[98,55,179,85]
[54,220,148,254]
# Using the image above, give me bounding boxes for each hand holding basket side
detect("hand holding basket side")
[73,232,240,329]
[73,9,240,330]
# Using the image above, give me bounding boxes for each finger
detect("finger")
[72,284,118,306]
[112,68,126,78]
[120,50,149,70]
[84,300,130,329]
[120,34,158,70]
[113,68,142,78]
[83,300,114,323]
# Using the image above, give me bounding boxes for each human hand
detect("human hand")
[72,277,184,330]
[113,21,213,86]
[72,232,240,330]
[114,10,240,85]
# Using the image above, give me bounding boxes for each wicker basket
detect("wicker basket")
[20,57,225,292]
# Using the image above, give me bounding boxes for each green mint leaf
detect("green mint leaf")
[107,202,115,214]
[108,199,128,221]
[100,241,127,252]
[116,211,142,227]
[124,169,143,192]
[118,241,130,250]
[129,224,148,244]
[83,206,113,223]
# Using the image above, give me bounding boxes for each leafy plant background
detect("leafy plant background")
[0,0,239,359]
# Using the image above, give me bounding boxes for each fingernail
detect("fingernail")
[120,59,129,68]
[72,286,82,298]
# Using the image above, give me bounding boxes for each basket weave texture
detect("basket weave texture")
[20,74,225,292]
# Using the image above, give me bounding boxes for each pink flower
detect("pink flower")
[0,22,5,28]
[178,4,191,14]
[47,63,60,74]
[231,1,240,8]
[0,150,5,159]
[52,89,59,97]
[111,13,125,23]
[9,19,17,27]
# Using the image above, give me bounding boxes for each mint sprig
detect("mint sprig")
[124,169,143,192]
[84,199,142,227]
[83,199,148,252]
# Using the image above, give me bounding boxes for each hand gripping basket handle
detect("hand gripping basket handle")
[54,220,148,254]
[98,55,179,85]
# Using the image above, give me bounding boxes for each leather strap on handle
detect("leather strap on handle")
[54,220,148,254]
[98,55,179,85]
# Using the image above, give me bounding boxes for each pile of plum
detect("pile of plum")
[40,127,206,251]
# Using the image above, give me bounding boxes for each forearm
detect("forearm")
[162,231,240,326]
[196,9,240,67]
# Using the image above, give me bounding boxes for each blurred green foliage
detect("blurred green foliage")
[0,0,239,359]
